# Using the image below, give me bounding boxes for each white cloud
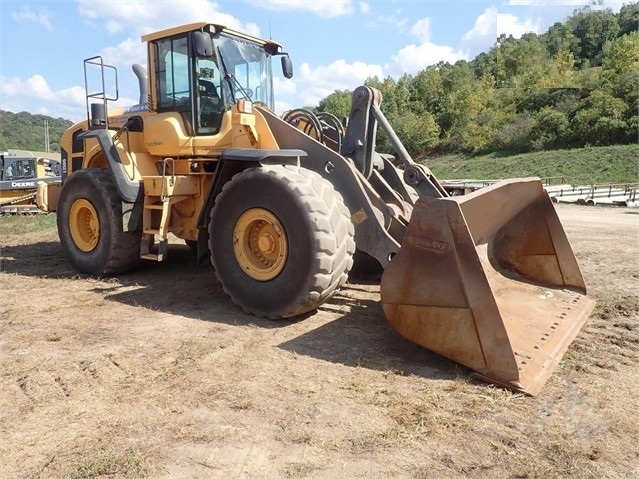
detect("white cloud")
[274,76,297,97]
[463,7,540,41]
[274,99,294,115]
[410,18,432,44]
[243,0,355,18]
[0,74,139,122]
[498,12,540,38]
[1,75,91,121]
[281,15,465,102]
[99,38,147,73]
[359,2,370,14]
[506,0,586,4]
[294,60,384,106]
[464,8,497,40]
[76,0,260,38]
[10,6,53,31]
[274,71,300,114]
[388,43,468,76]
[385,17,468,76]
[370,11,410,32]
[506,0,626,11]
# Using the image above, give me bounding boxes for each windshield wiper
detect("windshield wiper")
[226,72,252,101]
[216,48,236,103]
[217,48,252,102]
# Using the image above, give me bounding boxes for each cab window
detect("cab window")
[156,36,191,112]
[196,56,223,134]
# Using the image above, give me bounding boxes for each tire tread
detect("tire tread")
[210,166,354,318]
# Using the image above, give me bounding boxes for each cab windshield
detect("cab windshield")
[215,34,274,110]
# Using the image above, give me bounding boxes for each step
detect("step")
[143,227,181,235]
[144,204,165,210]
[143,175,199,197]
[141,253,164,261]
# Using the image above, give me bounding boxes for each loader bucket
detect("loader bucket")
[380,178,595,396]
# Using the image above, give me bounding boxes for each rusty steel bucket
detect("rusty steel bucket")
[380,178,596,396]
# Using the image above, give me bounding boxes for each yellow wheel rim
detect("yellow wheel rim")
[69,199,100,252]
[233,208,287,281]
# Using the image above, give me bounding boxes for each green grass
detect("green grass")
[0,213,56,235]
[424,144,639,185]
[69,446,147,479]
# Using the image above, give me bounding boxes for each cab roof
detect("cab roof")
[141,22,283,52]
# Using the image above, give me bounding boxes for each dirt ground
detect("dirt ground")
[1,203,637,479]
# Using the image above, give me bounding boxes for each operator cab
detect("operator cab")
[144,23,293,137]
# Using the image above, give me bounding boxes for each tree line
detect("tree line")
[317,4,639,156]
[0,110,72,153]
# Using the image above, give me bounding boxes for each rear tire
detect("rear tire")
[209,165,355,318]
[57,168,141,275]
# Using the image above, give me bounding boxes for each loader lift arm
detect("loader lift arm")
[342,86,447,199]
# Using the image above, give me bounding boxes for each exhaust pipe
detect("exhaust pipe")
[132,64,148,106]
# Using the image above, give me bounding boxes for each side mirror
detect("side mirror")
[281,55,293,79]
[193,31,214,58]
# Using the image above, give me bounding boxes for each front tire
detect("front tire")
[209,166,355,318]
[57,168,141,275]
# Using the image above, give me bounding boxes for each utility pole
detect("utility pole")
[44,119,50,153]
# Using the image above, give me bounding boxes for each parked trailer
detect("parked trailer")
[548,183,639,207]
[547,185,595,204]
[440,179,497,196]
[443,177,573,198]
[443,176,638,208]
[580,183,639,207]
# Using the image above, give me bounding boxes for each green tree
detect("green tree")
[602,31,639,141]
[496,33,547,87]
[317,89,353,120]
[472,50,497,79]
[411,67,445,116]
[447,74,512,153]
[384,111,440,154]
[535,48,578,88]
[544,22,578,59]
[602,30,639,75]
[571,90,629,145]
[568,6,620,67]
[436,61,475,138]
[530,107,572,150]
[617,3,639,36]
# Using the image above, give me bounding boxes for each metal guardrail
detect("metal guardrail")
[548,182,639,207]
[441,178,639,207]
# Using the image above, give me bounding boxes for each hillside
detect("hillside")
[318,4,639,157]
[0,110,72,153]
[424,144,639,185]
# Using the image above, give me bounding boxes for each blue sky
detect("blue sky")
[0,0,629,122]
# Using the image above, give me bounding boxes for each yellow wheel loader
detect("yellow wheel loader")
[37,22,595,395]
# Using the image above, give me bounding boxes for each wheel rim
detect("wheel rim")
[233,208,288,281]
[69,199,100,252]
